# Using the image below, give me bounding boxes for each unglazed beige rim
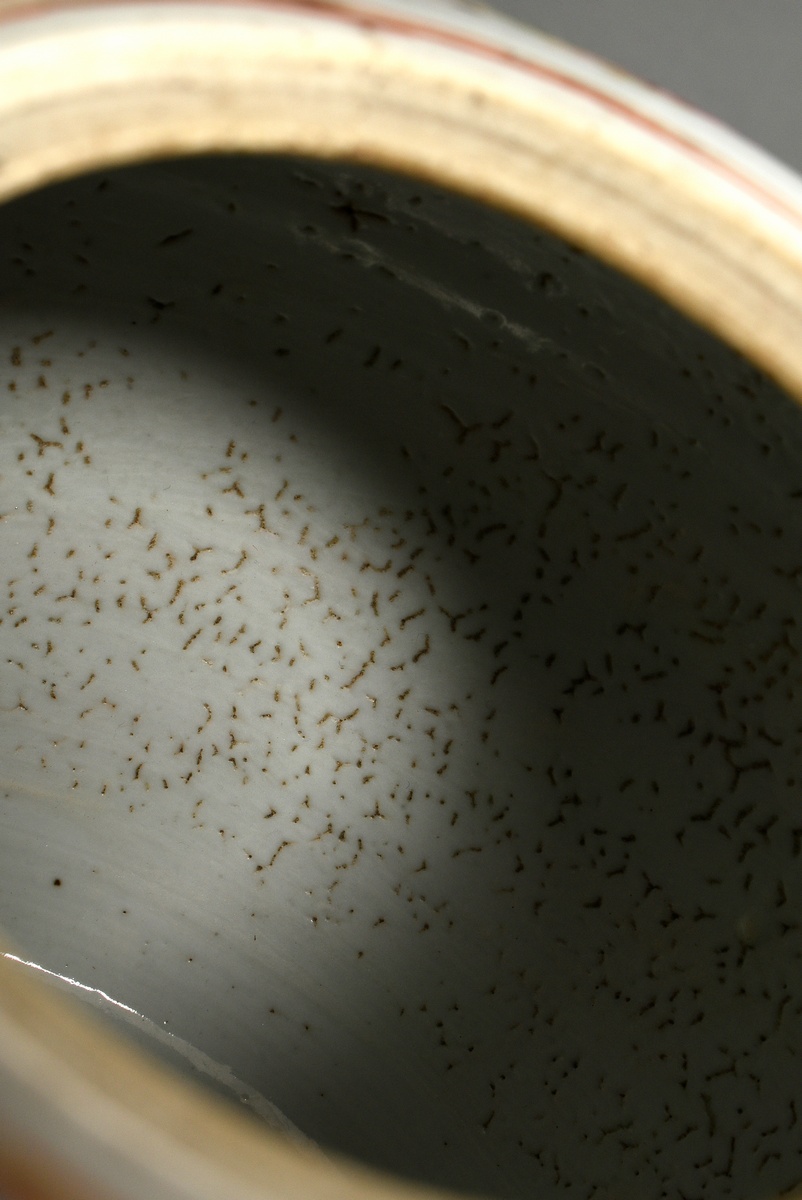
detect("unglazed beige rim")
[3,3,802,1199]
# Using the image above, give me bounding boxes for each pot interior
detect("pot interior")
[1,153,802,1200]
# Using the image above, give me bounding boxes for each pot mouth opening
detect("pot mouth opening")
[1,146,802,1200]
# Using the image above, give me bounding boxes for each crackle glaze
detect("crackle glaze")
[3,154,802,1200]
[3,4,802,1200]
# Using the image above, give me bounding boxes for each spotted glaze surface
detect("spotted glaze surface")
[1,156,802,1200]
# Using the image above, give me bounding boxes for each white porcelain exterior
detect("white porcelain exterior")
[2,5,802,1200]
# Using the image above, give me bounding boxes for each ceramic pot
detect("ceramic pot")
[3,4,802,1200]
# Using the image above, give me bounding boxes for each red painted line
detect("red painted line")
[3,0,802,231]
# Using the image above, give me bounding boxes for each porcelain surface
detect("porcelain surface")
[2,153,802,1200]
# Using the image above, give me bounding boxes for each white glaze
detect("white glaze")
[2,155,802,1200]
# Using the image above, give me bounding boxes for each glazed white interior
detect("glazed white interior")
[2,153,802,1200]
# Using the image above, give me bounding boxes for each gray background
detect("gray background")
[490,0,802,176]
